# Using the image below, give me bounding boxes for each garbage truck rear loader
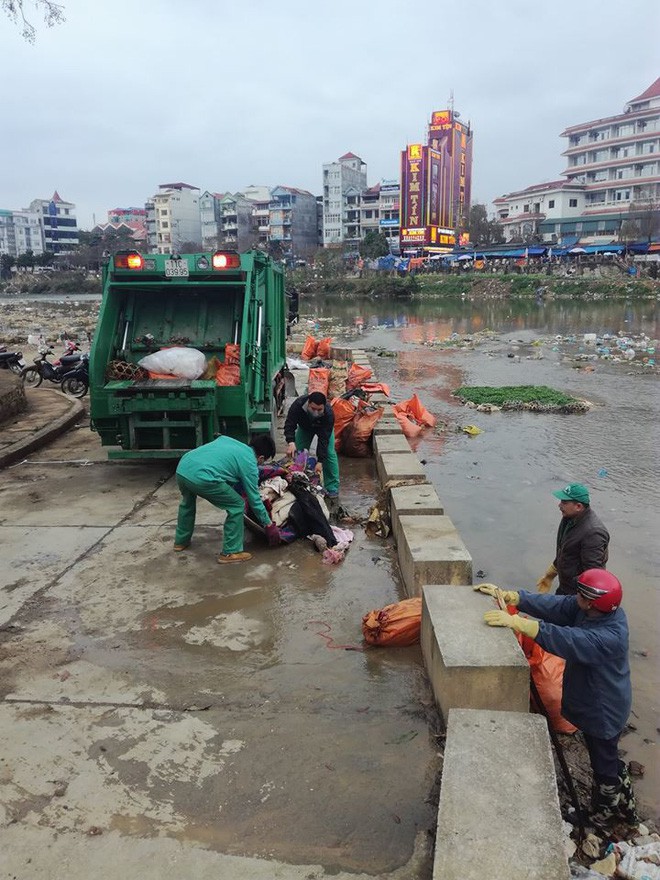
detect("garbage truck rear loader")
[89,250,287,459]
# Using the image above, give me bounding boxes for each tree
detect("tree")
[359,230,390,259]
[467,204,505,246]
[0,254,16,280]
[16,248,36,272]
[2,0,65,42]
[267,239,285,262]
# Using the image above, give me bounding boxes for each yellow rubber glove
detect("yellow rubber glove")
[473,584,520,607]
[536,564,557,594]
[484,610,540,639]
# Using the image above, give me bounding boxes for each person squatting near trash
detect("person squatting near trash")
[537,482,610,595]
[475,569,639,829]
[284,391,340,499]
[174,434,281,564]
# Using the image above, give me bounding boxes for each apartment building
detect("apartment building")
[28,191,78,253]
[145,182,201,254]
[493,78,660,246]
[562,77,660,217]
[322,152,368,247]
[0,208,45,257]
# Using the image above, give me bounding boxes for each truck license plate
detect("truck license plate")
[165,260,189,277]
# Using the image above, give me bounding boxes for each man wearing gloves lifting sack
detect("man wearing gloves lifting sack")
[475,570,638,829]
[537,482,609,595]
[174,434,281,563]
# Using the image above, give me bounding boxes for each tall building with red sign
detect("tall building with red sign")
[400,108,473,251]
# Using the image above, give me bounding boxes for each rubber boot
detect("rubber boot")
[617,761,640,826]
[590,778,621,828]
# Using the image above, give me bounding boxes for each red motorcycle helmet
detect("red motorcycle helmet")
[576,569,622,612]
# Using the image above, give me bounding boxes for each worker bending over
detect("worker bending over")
[284,391,339,499]
[174,434,280,564]
[476,569,638,828]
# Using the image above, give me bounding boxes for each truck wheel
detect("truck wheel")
[61,377,88,398]
[21,367,42,388]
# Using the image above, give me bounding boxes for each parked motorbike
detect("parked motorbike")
[21,342,82,388]
[60,353,89,398]
[0,346,26,374]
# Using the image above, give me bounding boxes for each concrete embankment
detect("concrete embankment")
[334,345,570,880]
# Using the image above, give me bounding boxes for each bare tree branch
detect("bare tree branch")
[2,0,66,43]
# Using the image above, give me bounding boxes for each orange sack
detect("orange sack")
[393,393,437,427]
[331,397,356,448]
[517,631,577,734]
[224,343,240,366]
[346,362,373,390]
[362,598,422,647]
[316,337,332,360]
[339,407,383,457]
[308,367,330,396]
[216,364,241,386]
[301,335,318,360]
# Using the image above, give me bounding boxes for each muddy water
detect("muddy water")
[304,295,660,822]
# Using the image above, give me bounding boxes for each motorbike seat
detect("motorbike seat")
[60,354,81,365]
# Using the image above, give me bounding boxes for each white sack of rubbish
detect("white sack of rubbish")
[138,347,206,379]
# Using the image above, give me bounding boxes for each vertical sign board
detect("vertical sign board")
[428,149,441,229]
[400,144,428,245]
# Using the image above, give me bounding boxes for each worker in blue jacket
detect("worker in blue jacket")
[476,569,638,828]
[174,434,281,563]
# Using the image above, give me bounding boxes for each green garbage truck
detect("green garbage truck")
[89,249,287,459]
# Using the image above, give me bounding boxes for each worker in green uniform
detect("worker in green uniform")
[174,434,281,563]
[284,391,340,498]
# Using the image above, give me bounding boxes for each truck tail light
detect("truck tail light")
[212,251,240,270]
[115,252,143,270]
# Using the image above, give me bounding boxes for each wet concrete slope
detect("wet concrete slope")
[0,431,439,877]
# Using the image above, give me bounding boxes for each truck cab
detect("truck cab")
[89,250,286,459]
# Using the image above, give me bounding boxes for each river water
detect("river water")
[303,294,660,822]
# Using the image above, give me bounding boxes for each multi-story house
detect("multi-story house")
[360,184,381,238]
[240,186,271,248]
[28,191,78,253]
[145,182,201,254]
[269,186,318,260]
[378,179,400,253]
[493,180,585,243]
[322,153,368,247]
[108,207,146,226]
[0,208,45,257]
[105,207,147,246]
[218,193,255,251]
[199,191,225,251]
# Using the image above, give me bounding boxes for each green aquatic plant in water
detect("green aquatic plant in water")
[453,385,578,407]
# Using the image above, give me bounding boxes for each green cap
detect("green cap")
[552,482,590,505]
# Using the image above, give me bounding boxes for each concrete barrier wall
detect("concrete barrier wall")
[354,347,568,880]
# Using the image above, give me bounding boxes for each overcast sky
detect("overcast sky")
[1,0,658,228]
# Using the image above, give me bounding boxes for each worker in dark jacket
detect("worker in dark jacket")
[476,569,638,828]
[174,434,281,563]
[537,482,609,595]
[284,391,339,497]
